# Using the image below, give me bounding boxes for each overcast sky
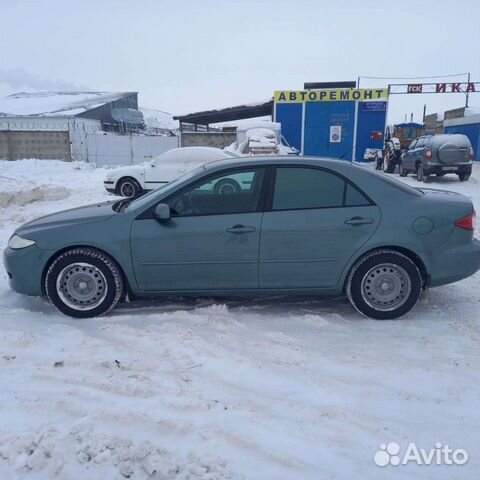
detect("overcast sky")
[1,0,479,124]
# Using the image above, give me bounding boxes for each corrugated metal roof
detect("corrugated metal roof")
[0,91,137,117]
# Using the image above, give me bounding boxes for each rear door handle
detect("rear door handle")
[226,224,256,234]
[344,217,374,226]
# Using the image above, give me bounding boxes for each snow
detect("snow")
[139,107,178,131]
[1,159,480,479]
[0,92,136,117]
[464,106,480,117]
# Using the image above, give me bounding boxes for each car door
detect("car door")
[131,167,266,291]
[404,139,417,169]
[144,151,187,188]
[259,166,381,289]
[415,137,425,165]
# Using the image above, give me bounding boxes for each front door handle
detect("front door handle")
[344,217,374,226]
[226,224,256,234]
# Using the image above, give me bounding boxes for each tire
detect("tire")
[117,177,142,198]
[213,178,241,194]
[45,248,124,318]
[416,164,428,183]
[384,159,395,174]
[458,172,471,182]
[399,162,408,177]
[346,250,422,320]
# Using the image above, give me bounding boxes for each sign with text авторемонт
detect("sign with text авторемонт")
[274,88,389,103]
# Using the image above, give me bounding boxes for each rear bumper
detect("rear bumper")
[429,238,480,287]
[425,163,472,175]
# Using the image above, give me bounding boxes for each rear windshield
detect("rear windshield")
[353,163,423,197]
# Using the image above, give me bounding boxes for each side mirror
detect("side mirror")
[153,203,171,222]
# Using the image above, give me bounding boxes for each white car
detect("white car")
[103,147,238,197]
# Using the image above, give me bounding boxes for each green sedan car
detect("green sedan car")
[4,157,480,320]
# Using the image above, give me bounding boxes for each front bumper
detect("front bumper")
[3,245,51,296]
[104,181,116,194]
[429,238,480,287]
[425,163,472,175]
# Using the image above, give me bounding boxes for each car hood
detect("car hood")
[16,201,117,236]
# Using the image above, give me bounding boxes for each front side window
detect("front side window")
[167,168,265,217]
[272,167,369,210]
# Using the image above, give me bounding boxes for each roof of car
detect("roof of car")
[203,155,354,170]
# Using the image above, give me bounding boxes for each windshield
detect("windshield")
[124,165,206,211]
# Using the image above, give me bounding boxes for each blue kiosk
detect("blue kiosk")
[274,87,389,161]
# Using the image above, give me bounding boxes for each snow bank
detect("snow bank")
[0,186,69,208]
[0,426,238,479]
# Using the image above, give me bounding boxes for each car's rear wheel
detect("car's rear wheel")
[416,164,428,182]
[346,250,422,320]
[118,177,142,198]
[45,248,123,318]
[458,172,471,182]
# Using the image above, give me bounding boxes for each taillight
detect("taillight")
[425,150,432,160]
[469,147,474,160]
[455,212,476,231]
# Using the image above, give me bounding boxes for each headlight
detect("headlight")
[8,234,36,250]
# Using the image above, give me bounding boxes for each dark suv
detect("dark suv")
[400,134,473,182]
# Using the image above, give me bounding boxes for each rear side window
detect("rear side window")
[345,183,370,206]
[416,138,425,148]
[272,167,370,210]
[409,140,417,150]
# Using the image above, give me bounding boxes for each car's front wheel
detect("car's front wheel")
[45,248,124,318]
[346,250,422,320]
[117,177,142,198]
[399,162,408,177]
[213,178,241,194]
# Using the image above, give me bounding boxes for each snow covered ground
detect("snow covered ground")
[0,159,480,480]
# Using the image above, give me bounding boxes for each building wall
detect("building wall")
[180,131,237,149]
[444,122,480,161]
[77,93,139,125]
[86,133,179,166]
[0,117,102,161]
[0,130,71,160]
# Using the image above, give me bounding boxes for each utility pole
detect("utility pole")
[466,72,471,108]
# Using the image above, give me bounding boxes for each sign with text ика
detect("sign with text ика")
[274,88,389,103]
[391,82,480,95]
